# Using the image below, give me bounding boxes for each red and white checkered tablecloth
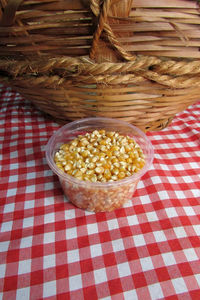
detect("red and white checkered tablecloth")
[0,83,200,300]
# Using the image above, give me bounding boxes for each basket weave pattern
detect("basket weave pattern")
[1,0,200,131]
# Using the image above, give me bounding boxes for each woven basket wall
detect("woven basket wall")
[1,0,200,131]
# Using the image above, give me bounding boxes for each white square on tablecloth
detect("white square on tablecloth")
[140,195,151,204]
[189,162,199,169]
[10,151,18,159]
[153,230,167,242]
[0,264,6,279]
[84,210,95,216]
[8,175,18,182]
[107,218,119,231]
[87,223,98,235]
[195,274,200,286]
[159,164,170,171]
[16,287,30,300]
[100,296,111,300]
[9,163,19,170]
[191,189,200,198]
[24,200,35,210]
[27,160,35,167]
[151,176,162,184]
[18,259,31,274]
[159,143,170,149]
[44,182,54,191]
[3,203,15,213]
[10,140,17,147]
[161,252,176,266]
[127,214,139,226]
[183,206,195,216]
[43,254,56,269]
[90,244,102,258]
[157,190,170,200]
[165,207,178,218]
[112,238,125,252]
[44,212,55,224]
[117,262,131,277]
[69,274,82,291]
[23,217,34,228]
[171,277,188,294]
[146,211,158,222]
[123,200,132,208]
[167,177,177,184]
[0,241,10,252]
[0,221,13,233]
[187,141,197,148]
[123,290,138,300]
[94,268,107,284]
[6,188,17,197]
[182,176,194,183]
[25,148,34,155]
[44,197,55,206]
[65,209,75,220]
[43,231,55,244]
[67,249,80,263]
[184,248,198,262]
[133,234,146,247]
[174,190,186,199]
[140,257,154,272]
[26,172,36,180]
[66,227,77,239]
[148,283,164,300]
[25,185,35,193]
[173,227,187,239]
[166,153,176,159]
[43,280,57,297]
[193,225,200,236]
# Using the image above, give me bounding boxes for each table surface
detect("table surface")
[0,83,200,300]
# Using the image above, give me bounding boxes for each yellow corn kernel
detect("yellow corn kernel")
[71,140,78,147]
[91,174,97,182]
[74,169,83,177]
[86,169,95,175]
[56,162,64,169]
[99,139,107,145]
[88,162,95,169]
[99,152,106,158]
[106,150,112,157]
[104,169,111,180]
[67,169,73,175]
[112,168,119,175]
[119,166,126,172]
[106,131,115,137]
[60,144,69,151]
[64,163,73,171]
[126,157,133,164]
[110,145,119,152]
[95,166,104,174]
[81,150,89,158]
[124,145,131,152]
[102,161,112,170]
[99,129,105,135]
[118,172,126,179]
[111,157,118,164]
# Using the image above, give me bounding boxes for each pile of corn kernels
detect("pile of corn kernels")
[54,129,145,183]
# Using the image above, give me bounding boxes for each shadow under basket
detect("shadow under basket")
[1,0,200,131]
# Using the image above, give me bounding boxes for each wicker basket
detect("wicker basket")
[1,0,200,131]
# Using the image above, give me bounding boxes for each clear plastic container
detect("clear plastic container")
[46,117,154,212]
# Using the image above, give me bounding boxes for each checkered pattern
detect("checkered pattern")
[0,83,200,300]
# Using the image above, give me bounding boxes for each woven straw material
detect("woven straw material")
[1,0,200,131]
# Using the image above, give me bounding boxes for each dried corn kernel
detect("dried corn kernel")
[54,129,145,183]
